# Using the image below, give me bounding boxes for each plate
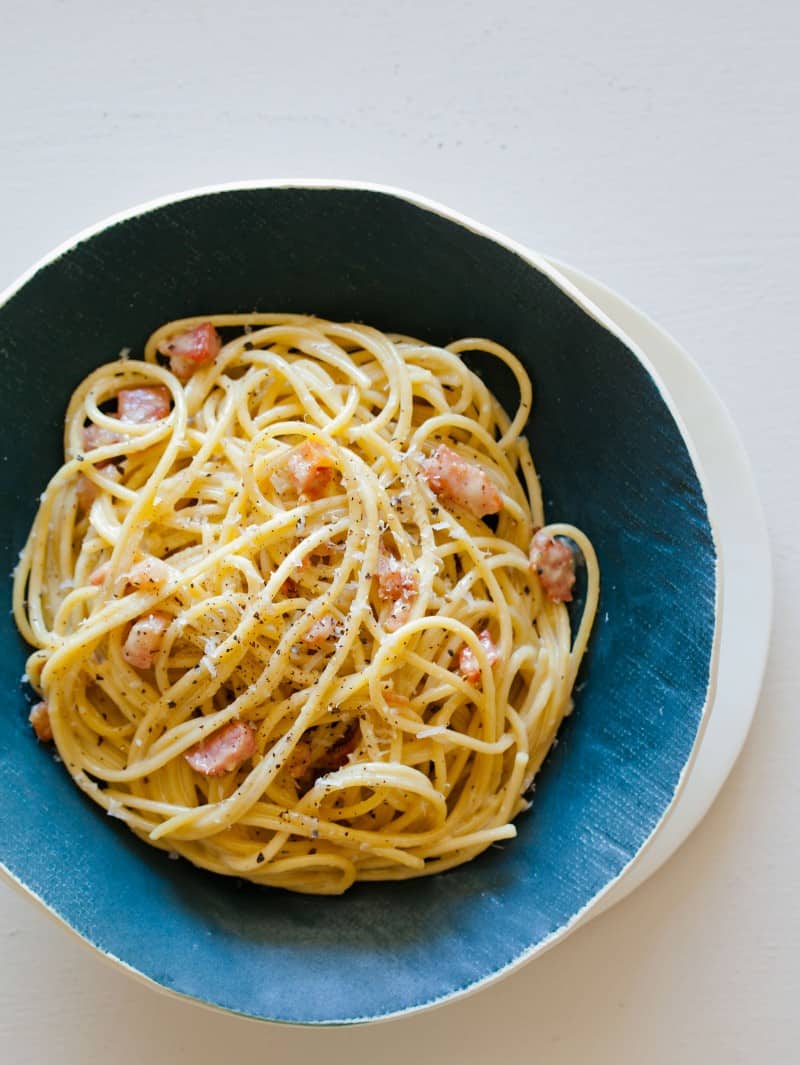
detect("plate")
[549,260,772,917]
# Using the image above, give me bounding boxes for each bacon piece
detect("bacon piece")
[184,720,256,777]
[281,577,299,598]
[122,611,171,669]
[383,689,410,708]
[376,543,418,632]
[158,322,222,381]
[76,462,122,512]
[302,615,337,648]
[117,386,171,424]
[89,561,111,586]
[286,439,336,501]
[82,424,123,452]
[29,701,52,742]
[421,444,503,518]
[529,530,575,603]
[82,386,169,457]
[376,543,415,600]
[384,601,413,633]
[458,629,501,684]
[287,720,360,794]
[89,556,170,593]
[127,556,172,592]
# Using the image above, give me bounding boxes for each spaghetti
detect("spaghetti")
[14,314,598,894]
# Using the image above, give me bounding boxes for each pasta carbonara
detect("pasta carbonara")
[14,314,598,894]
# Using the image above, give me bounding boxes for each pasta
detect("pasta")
[13,314,598,895]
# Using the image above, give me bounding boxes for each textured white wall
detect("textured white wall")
[1,2,798,1062]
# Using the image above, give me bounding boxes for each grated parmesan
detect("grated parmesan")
[200,654,218,677]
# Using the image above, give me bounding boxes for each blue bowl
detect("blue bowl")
[0,182,718,1024]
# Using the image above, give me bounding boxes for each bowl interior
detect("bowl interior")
[0,186,717,1024]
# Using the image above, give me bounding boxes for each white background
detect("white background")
[1,2,798,1062]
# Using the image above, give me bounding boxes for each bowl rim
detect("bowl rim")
[0,178,722,1026]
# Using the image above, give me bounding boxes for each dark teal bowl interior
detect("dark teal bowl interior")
[0,187,717,1024]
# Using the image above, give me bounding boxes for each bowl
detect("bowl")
[0,181,719,1025]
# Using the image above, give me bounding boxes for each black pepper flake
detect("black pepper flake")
[167,700,176,709]
[256,852,264,864]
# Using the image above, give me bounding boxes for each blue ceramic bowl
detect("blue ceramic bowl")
[0,182,719,1025]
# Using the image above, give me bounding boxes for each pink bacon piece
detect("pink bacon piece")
[458,629,501,684]
[89,561,111,586]
[82,424,123,452]
[78,387,167,511]
[157,322,222,382]
[529,529,576,603]
[286,439,336,501]
[376,543,418,632]
[76,462,121,512]
[303,615,337,648]
[122,611,171,669]
[383,688,410,709]
[82,385,168,458]
[126,556,172,592]
[89,555,171,592]
[29,701,53,742]
[117,386,171,424]
[421,444,503,519]
[185,720,257,777]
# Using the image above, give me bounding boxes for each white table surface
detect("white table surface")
[1,2,798,1062]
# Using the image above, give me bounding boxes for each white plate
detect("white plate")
[548,260,772,916]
